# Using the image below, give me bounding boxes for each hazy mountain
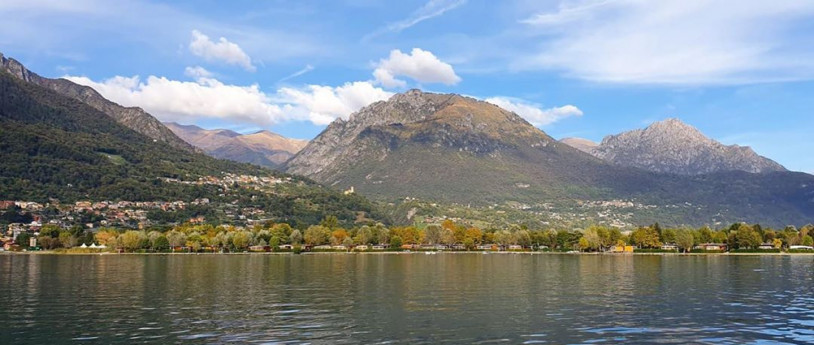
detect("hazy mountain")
[285,90,814,226]
[560,137,598,154]
[0,52,193,151]
[587,118,786,175]
[165,123,308,168]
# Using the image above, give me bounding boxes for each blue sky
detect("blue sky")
[1,0,814,172]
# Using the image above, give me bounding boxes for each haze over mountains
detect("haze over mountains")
[561,119,786,175]
[165,122,307,169]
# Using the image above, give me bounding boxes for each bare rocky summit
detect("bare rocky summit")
[165,122,307,168]
[587,119,786,175]
[0,52,194,151]
[560,137,598,154]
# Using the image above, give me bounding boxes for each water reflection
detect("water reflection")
[0,254,812,344]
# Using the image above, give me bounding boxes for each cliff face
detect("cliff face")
[587,119,786,175]
[0,52,194,151]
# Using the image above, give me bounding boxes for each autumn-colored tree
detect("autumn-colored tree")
[630,227,661,248]
[94,229,119,248]
[330,229,350,246]
[465,227,483,245]
[120,231,146,252]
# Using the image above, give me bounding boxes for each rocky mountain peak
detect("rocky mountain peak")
[591,118,785,175]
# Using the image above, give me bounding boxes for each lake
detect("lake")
[1,253,812,344]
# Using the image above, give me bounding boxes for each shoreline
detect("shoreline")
[2,251,812,256]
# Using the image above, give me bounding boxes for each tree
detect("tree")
[803,235,814,247]
[166,230,187,248]
[330,229,350,245]
[582,228,602,251]
[289,229,303,245]
[675,230,694,253]
[58,231,77,248]
[355,226,373,245]
[465,227,483,245]
[424,225,442,245]
[736,224,760,249]
[231,230,252,250]
[631,227,661,248]
[304,225,329,246]
[121,231,146,252]
[95,229,119,248]
[772,238,783,249]
[153,236,170,252]
[390,235,403,250]
[578,237,590,252]
[320,215,339,230]
[16,232,31,247]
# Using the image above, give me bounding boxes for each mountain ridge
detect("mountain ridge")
[165,122,308,168]
[285,90,814,227]
[564,118,787,175]
[0,52,194,152]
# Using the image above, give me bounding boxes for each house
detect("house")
[332,245,349,251]
[354,245,369,251]
[789,245,814,250]
[477,244,498,251]
[249,245,270,252]
[507,244,523,251]
[758,243,775,250]
[313,245,333,250]
[279,244,294,250]
[696,243,728,251]
[372,244,388,250]
[609,245,634,253]
[660,244,678,251]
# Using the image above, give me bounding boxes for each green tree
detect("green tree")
[802,235,814,247]
[289,229,303,245]
[120,231,146,252]
[675,230,694,253]
[390,235,403,250]
[304,225,330,246]
[16,232,31,247]
[58,231,77,249]
[231,230,252,250]
[736,224,760,249]
[424,225,442,245]
[153,236,170,252]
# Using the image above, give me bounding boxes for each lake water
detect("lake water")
[1,253,812,344]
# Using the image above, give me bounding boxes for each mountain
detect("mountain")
[286,90,814,226]
[0,52,194,151]
[582,119,786,175]
[165,123,308,168]
[560,137,598,154]
[0,58,382,227]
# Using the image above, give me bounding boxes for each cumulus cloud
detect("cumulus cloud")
[485,97,583,126]
[518,0,814,84]
[373,48,461,88]
[64,74,391,126]
[184,66,213,79]
[279,82,394,125]
[189,30,256,72]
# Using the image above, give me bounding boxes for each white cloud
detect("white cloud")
[363,0,467,41]
[278,64,314,82]
[485,97,583,127]
[373,48,461,88]
[189,29,256,72]
[279,82,394,125]
[184,66,213,79]
[64,74,391,127]
[518,0,814,84]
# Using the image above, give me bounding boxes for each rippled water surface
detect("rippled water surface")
[1,254,812,344]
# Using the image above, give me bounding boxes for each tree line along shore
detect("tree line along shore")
[4,216,813,254]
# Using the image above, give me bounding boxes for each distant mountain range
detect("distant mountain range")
[165,122,307,169]
[561,119,786,175]
[285,89,814,226]
[0,52,381,227]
